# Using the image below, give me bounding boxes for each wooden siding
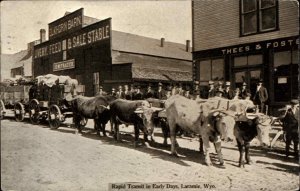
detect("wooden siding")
[192,0,299,51]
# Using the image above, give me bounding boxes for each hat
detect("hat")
[208,80,214,85]
[158,82,162,86]
[194,81,199,85]
[118,85,122,89]
[112,88,115,91]
[258,79,263,83]
[290,99,299,105]
[225,81,231,86]
[242,82,247,86]
[137,86,141,89]
[99,86,103,89]
[218,81,223,85]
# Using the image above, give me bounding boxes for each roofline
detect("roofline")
[112,49,192,62]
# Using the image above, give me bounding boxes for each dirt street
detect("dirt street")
[1,118,299,191]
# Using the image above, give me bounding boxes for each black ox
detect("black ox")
[110,99,162,147]
[66,95,116,136]
[234,114,272,167]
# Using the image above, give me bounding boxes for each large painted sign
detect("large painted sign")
[35,18,111,59]
[48,8,83,40]
[221,36,299,55]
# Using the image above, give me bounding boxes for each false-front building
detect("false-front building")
[33,8,192,96]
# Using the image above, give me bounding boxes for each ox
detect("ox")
[110,99,162,147]
[234,113,272,167]
[164,95,223,166]
[66,95,116,136]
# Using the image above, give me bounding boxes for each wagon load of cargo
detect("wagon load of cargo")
[35,74,84,95]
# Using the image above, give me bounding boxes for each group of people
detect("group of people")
[96,79,269,113]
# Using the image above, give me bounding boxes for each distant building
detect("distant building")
[192,0,299,113]
[10,40,40,78]
[33,8,192,96]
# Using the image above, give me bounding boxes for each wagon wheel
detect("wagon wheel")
[80,117,88,128]
[48,105,62,129]
[29,99,40,124]
[14,102,25,122]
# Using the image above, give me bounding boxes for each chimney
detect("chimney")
[161,38,165,47]
[40,29,46,43]
[186,40,190,52]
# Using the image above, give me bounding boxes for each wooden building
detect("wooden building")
[192,0,299,114]
[33,8,192,96]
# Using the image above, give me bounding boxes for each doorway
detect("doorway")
[234,69,262,96]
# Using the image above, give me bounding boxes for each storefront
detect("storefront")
[192,0,299,114]
[193,35,299,114]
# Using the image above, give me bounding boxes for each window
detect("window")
[199,58,224,82]
[241,0,278,36]
[274,50,299,102]
[234,54,263,67]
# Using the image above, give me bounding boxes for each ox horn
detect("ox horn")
[134,107,144,114]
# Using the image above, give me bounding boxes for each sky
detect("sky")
[1,0,192,54]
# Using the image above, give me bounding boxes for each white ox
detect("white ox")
[164,95,223,166]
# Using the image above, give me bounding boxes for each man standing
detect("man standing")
[134,86,143,100]
[223,81,234,100]
[96,86,107,96]
[192,81,201,99]
[176,83,184,96]
[145,84,154,99]
[253,80,268,114]
[239,82,250,99]
[208,80,216,98]
[116,85,124,99]
[111,88,117,97]
[123,84,132,100]
[155,82,166,100]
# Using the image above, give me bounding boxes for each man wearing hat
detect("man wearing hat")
[223,81,234,100]
[96,85,107,96]
[116,85,125,99]
[155,82,166,100]
[192,81,201,99]
[208,80,216,98]
[176,83,184,96]
[239,82,250,99]
[145,84,154,99]
[124,84,132,100]
[133,86,143,100]
[253,80,268,113]
[281,99,299,158]
[111,88,117,97]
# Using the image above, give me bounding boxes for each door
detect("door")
[234,69,262,96]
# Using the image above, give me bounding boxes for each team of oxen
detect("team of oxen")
[65,94,276,168]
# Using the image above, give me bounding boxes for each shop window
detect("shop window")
[274,50,298,102]
[240,0,278,36]
[199,58,224,82]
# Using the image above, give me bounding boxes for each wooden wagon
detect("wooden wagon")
[0,84,31,121]
[28,82,86,129]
